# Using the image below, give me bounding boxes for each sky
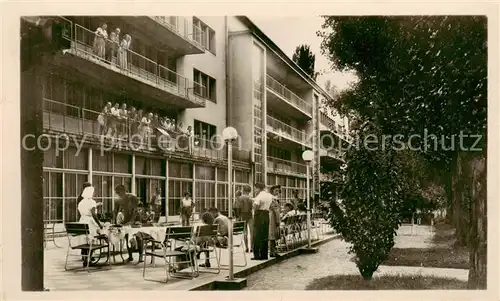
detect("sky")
[250,16,358,92]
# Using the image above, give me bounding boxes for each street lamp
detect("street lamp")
[222,126,238,280]
[302,150,314,249]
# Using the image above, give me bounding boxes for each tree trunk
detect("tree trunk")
[453,152,469,246]
[443,171,454,224]
[467,154,487,289]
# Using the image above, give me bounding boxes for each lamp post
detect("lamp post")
[302,150,314,249]
[222,126,238,280]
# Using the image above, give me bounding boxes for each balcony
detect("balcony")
[42,98,251,164]
[266,116,312,148]
[267,156,307,177]
[266,75,312,119]
[52,17,206,109]
[114,16,205,55]
[320,111,336,132]
[320,148,345,162]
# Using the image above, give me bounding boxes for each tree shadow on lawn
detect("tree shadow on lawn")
[349,223,469,269]
[305,275,468,290]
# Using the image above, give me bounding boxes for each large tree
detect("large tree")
[292,44,318,80]
[319,16,487,288]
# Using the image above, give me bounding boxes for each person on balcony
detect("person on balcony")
[107,103,120,137]
[139,112,153,147]
[128,107,137,137]
[97,102,112,136]
[106,27,120,64]
[117,34,132,69]
[119,103,128,138]
[93,23,108,59]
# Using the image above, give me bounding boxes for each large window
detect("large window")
[135,156,164,176]
[168,161,192,179]
[193,69,217,102]
[193,17,216,54]
[193,119,217,147]
[168,180,193,216]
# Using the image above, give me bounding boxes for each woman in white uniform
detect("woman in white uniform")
[78,186,104,266]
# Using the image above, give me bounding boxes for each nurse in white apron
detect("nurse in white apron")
[78,186,104,266]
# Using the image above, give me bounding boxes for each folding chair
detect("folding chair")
[142,226,196,283]
[64,222,111,272]
[218,221,247,268]
[194,224,221,274]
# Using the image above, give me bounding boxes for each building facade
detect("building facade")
[37,16,348,223]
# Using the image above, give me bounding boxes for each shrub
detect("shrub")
[326,124,409,280]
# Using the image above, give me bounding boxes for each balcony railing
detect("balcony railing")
[321,148,345,161]
[320,111,336,131]
[266,75,313,116]
[267,156,307,176]
[266,115,311,147]
[42,98,251,163]
[57,17,206,107]
[149,16,206,49]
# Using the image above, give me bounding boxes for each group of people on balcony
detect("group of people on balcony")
[97,102,194,149]
[93,23,132,69]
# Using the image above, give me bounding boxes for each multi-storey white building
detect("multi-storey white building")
[38,16,348,223]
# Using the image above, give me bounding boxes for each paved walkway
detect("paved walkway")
[244,225,468,290]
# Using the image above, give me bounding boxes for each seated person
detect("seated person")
[135,204,153,225]
[128,231,154,264]
[281,203,297,223]
[194,209,216,268]
[209,207,229,247]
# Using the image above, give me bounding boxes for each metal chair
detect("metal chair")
[142,226,196,283]
[218,221,247,268]
[194,224,221,274]
[64,222,111,272]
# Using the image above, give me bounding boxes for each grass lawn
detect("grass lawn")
[383,247,469,269]
[305,275,468,290]
[382,222,469,269]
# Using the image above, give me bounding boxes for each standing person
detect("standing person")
[77,185,105,267]
[233,190,242,221]
[291,190,301,210]
[186,125,194,154]
[117,34,131,69]
[93,23,108,59]
[113,184,139,262]
[107,103,120,137]
[139,113,153,147]
[97,102,111,136]
[180,192,194,226]
[118,103,128,137]
[239,185,254,253]
[269,185,281,258]
[150,187,162,223]
[105,27,120,63]
[251,183,273,260]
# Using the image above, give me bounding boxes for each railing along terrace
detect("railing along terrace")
[320,111,336,131]
[266,115,310,146]
[43,99,251,163]
[57,18,206,107]
[149,16,206,49]
[266,75,313,116]
[267,156,307,175]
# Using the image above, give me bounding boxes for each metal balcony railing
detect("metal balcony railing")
[149,16,206,49]
[266,75,312,116]
[42,98,251,163]
[320,111,336,131]
[266,115,311,147]
[267,156,307,176]
[56,17,206,107]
